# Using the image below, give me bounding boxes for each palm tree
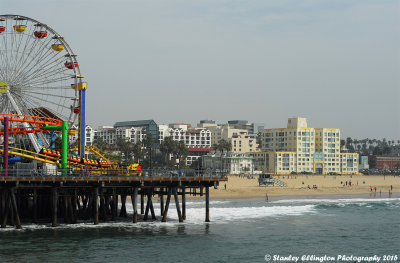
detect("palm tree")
[173,141,188,169]
[115,138,134,165]
[160,137,176,166]
[142,130,155,169]
[133,142,143,163]
[213,139,232,172]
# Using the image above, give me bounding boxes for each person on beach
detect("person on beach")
[224,184,226,190]
[374,187,377,192]
[265,193,269,202]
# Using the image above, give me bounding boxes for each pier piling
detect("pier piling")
[160,193,164,216]
[174,188,183,223]
[132,187,138,223]
[182,186,186,220]
[162,187,172,222]
[94,188,99,225]
[52,188,58,227]
[205,186,210,222]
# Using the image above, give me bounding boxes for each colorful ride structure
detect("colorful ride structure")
[0,14,86,158]
[0,14,100,174]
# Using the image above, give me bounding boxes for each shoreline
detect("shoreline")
[205,175,400,200]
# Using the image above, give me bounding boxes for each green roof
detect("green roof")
[114,120,157,128]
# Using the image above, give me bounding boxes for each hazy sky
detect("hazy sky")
[3,0,400,139]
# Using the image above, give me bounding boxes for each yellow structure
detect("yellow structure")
[51,44,64,52]
[258,118,359,175]
[0,81,8,93]
[13,25,27,32]
[71,82,87,91]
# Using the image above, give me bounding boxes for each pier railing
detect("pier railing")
[0,168,228,180]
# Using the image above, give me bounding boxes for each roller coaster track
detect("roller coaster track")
[0,113,62,135]
[70,145,119,166]
[0,146,58,165]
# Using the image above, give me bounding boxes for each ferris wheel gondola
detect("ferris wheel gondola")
[0,14,86,154]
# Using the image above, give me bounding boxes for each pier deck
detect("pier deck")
[0,170,227,229]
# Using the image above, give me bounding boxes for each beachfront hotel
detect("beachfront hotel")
[251,117,359,175]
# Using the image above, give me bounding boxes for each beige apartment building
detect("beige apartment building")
[198,122,259,153]
[255,118,359,175]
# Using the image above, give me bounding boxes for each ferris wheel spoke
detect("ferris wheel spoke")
[21,93,71,110]
[9,29,26,75]
[13,37,54,82]
[21,56,68,84]
[17,54,66,85]
[14,92,70,121]
[11,46,63,84]
[24,74,73,87]
[22,86,72,91]
[11,38,43,80]
[21,90,74,99]
[11,29,36,77]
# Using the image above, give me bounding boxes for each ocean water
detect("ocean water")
[0,195,399,263]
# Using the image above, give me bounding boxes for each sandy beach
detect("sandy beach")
[209,175,400,199]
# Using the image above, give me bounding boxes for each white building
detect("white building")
[202,153,255,175]
[69,124,95,146]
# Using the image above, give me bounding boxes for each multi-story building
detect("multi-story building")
[158,125,169,145]
[258,117,359,175]
[369,156,400,170]
[228,120,264,136]
[95,126,137,145]
[69,125,95,146]
[164,124,212,165]
[231,132,258,153]
[114,120,159,144]
[202,152,255,175]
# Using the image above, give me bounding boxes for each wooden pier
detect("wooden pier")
[0,172,227,229]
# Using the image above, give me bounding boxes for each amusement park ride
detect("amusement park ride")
[0,14,132,175]
[0,15,224,228]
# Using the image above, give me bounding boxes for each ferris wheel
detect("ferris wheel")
[0,14,86,153]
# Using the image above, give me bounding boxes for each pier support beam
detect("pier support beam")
[182,186,186,220]
[205,186,210,222]
[140,192,144,214]
[132,187,138,223]
[161,188,172,222]
[119,194,127,217]
[160,193,164,216]
[52,188,58,227]
[10,188,21,229]
[112,187,117,218]
[32,189,37,223]
[0,190,5,225]
[94,188,99,225]
[72,189,78,224]
[63,193,68,223]
[1,191,10,228]
[143,193,153,221]
[149,195,156,220]
[174,188,183,223]
[100,192,106,222]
